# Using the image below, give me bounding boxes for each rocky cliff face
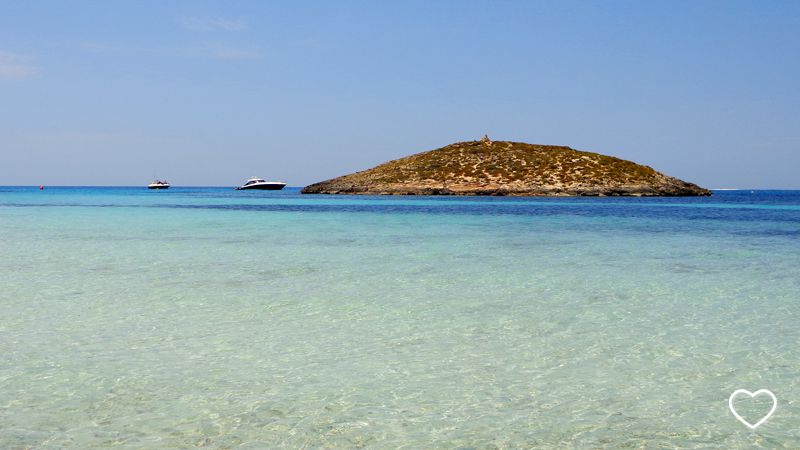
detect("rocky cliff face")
[301,138,712,196]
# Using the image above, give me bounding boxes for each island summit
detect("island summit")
[301,136,711,196]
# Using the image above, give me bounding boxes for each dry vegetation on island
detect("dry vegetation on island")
[302,137,711,196]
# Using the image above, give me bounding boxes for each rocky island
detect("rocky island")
[301,136,711,196]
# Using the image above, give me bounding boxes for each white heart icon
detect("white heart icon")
[729,389,777,429]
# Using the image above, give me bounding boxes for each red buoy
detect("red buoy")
[40,186,43,189]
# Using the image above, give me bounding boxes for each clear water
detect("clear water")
[1,187,799,448]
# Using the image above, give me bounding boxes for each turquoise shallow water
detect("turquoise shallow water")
[2,187,800,448]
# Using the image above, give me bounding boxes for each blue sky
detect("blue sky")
[1,1,798,188]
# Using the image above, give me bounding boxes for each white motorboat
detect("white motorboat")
[236,177,286,190]
[148,180,170,189]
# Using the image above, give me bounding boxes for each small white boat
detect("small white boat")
[148,180,170,189]
[236,177,286,191]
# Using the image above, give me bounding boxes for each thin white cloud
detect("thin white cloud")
[0,51,40,80]
[77,41,261,60]
[189,42,261,59]
[178,16,248,32]
[77,42,111,51]
[754,137,800,149]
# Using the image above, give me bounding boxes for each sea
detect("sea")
[1,187,799,449]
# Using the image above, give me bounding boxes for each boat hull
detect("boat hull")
[148,185,170,189]
[239,183,285,190]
